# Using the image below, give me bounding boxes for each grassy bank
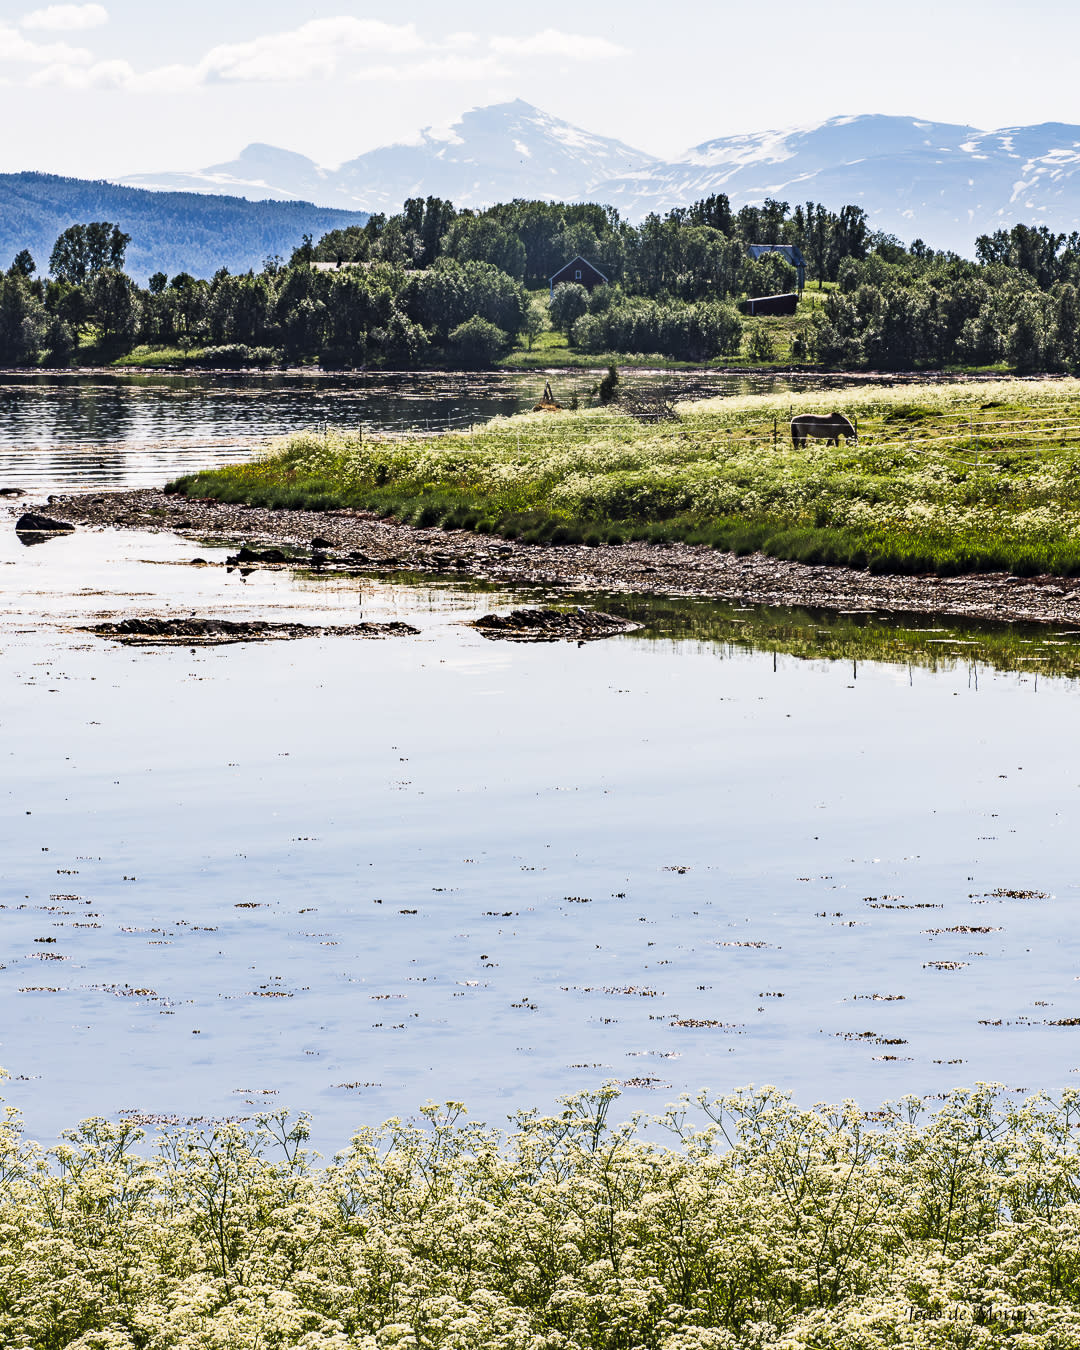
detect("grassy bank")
[3,1083,1080,1348]
[169,379,1080,576]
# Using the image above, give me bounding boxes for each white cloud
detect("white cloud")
[0,22,91,64]
[489,29,627,61]
[21,4,108,31]
[4,15,629,93]
[196,18,423,84]
[28,56,132,89]
[444,32,481,52]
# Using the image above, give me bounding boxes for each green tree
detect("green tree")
[407,258,528,344]
[89,268,140,346]
[0,272,46,364]
[522,302,545,350]
[743,253,798,297]
[687,193,734,235]
[43,314,75,366]
[549,281,589,335]
[49,222,130,284]
[290,233,316,266]
[443,215,527,279]
[447,315,510,367]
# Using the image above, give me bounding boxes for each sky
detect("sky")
[1,0,1079,179]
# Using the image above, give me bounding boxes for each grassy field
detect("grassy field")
[169,379,1080,577]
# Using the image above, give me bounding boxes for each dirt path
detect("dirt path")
[25,487,1080,627]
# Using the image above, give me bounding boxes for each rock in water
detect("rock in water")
[84,617,421,646]
[469,607,640,642]
[15,513,74,534]
[227,545,289,564]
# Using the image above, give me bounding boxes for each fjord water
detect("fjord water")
[0,368,873,494]
[3,372,1080,1150]
[4,525,1080,1149]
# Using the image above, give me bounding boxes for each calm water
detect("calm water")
[3,518,1079,1150]
[0,368,873,495]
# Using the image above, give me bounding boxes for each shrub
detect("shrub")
[447,314,510,367]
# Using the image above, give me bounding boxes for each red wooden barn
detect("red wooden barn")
[549,256,609,298]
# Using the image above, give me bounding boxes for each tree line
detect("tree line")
[812,224,1080,370]
[0,223,534,368]
[3,206,1080,370]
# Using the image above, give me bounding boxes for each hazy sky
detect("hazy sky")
[1,0,1078,178]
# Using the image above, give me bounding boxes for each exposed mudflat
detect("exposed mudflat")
[84,616,420,645]
[39,487,1080,628]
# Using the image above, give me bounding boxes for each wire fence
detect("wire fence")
[344,410,1080,462]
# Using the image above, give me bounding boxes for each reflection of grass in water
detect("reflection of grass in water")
[267,555,1080,681]
[597,594,1080,681]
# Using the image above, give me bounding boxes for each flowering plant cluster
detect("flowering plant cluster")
[4,1079,1080,1349]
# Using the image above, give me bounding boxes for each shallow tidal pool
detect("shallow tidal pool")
[2,520,1080,1151]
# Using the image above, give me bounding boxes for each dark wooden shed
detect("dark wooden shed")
[549,256,609,298]
[742,292,799,317]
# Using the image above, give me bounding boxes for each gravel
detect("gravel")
[29,487,1080,628]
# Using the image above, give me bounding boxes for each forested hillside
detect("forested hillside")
[0,174,368,281]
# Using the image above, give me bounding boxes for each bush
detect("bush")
[744,324,777,362]
[196,344,278,368]
[447,314,511,367]
[549,281,590,334]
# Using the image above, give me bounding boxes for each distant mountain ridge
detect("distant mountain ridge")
[123,101,662,213]
[121,102,1080,255]
[0,173,368,281]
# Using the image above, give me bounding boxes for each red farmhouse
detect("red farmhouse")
[549,256,609,298]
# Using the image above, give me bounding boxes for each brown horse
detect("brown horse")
[791,413,857,448]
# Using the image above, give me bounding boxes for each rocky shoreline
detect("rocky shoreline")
[21,486,1080,628]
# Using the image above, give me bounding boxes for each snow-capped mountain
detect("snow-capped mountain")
[596,115,1080,251]
[122,100,662,213]
[125,142,338,204]
[121,104,1080,254]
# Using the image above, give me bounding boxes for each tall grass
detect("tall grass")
[169,379,1080,576]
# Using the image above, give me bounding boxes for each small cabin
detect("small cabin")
[742,292,799,317]
[747,243,806,291]
[549,256,609,298]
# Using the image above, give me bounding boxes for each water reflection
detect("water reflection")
[3,527,1080,1150]
[596,594,1080,684]
[0,368,877,495]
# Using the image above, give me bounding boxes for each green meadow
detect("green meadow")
[170,379,1080,576]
